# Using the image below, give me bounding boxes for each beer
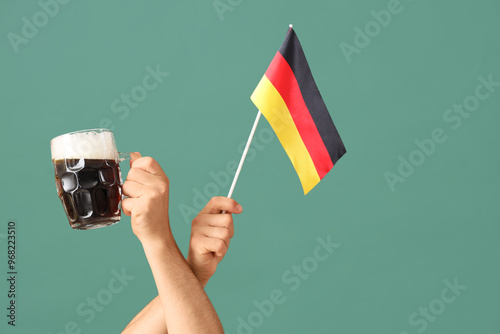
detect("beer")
[53,158,122,230]
[51,129,129,230]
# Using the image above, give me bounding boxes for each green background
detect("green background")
[1,0,499,333]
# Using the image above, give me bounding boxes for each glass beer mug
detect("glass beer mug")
[50,129,130,230]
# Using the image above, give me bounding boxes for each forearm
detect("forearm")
[122,296,167,334]
[142,234,224,334]
[122,257,209,334]
[122,269,208,334]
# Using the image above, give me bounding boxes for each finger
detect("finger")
[200,197,243,215]
[121,197,136,216]
[200,236,228,258]
[122,180,145,198]
[131,156,166,176]
[193,214,234,237]
[194,226,232,248]
[130,152,142,167]
[126,167,159,186]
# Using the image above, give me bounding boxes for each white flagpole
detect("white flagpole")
[225,24,292,201]
[226,111,262,199]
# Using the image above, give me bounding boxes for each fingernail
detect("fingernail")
[236,204,243,212]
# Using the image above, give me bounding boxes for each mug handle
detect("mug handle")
[118,153,132,202]
[118,152,131,162]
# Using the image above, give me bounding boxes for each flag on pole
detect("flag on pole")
[251,27,346,194]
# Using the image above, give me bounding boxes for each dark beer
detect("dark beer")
[53,158,122,230]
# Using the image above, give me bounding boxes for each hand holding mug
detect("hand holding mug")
[122,153,172,243]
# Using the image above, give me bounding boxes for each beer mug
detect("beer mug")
[50,129,130,230]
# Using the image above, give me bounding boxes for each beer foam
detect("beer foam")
[51,130,119,160]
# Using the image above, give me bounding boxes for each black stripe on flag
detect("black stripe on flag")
[279,29,346,164]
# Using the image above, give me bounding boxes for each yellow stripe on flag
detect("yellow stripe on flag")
[251,75,320,194]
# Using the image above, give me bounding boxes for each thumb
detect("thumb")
[130,152,142,167]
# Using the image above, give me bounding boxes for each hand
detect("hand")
[122,152,171,243]
[187,197,243,287]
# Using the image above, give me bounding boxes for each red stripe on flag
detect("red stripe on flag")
[265,52,333,179]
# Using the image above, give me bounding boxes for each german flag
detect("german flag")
[251,27,346,194]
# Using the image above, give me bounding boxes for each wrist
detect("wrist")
[139,229,175,251]
[199,278,209,288]
[186,258,210,287]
